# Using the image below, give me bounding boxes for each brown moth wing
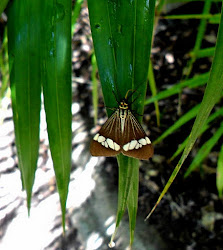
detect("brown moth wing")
[121,110,154,160]
[122,143,154,160]
[90,140,119,157]
[90,110,122,157]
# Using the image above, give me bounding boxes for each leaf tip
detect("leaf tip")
[26,189,32,217]
[108,241,115,248]
[144,202,158,221]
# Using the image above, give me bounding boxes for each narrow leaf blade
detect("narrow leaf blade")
[127,161,139,247]
[217,144,223,198]
[41,0,72,230]
[7,1,42,211]
[145,72,209,105]
[154,104,200,145]
[185,122,223,177]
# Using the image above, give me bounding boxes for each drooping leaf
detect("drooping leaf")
[41,0,72,230]
[7,0,42,212]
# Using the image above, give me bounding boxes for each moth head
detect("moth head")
[119,100,129,110]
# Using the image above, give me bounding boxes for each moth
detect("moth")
[90,90,153,160]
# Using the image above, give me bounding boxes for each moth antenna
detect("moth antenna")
[105,106,116,111]
[125,89,136,100]
[131,96,138,105]
[130,89,143,107]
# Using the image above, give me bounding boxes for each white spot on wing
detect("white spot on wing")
[93,133,99,141]
[123,143,130,151]
[114,142,120,151]
[129,140,137,150]
[139,138,146,145]
[107,138,114,150]
[145,136,151,144]
[98,135,106,143]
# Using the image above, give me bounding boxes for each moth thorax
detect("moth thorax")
[119,101,128,110]
[119,109,127,119]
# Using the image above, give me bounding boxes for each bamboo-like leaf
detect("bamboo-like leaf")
[109,156,137,247]
[184,122,223,177]
[88,0,155,246]
[217,144,223,198]
[127,160,139,247]
[0,28,9,100]
[190,47,215,59]
[154,104,200,145]
[87,0,117,117]
[7,1,42,212]
[146,7,223,221]
[148,59,160,127]
[184,0,212,77]
[0,0,9,16]
[41,0,72,230]
[145,72,209,105]
[162,13,216,20]
[170,106,223,161]
[71,0,84,35]
[209,13,221,24]
[91,53,99,124]
[156,0,166,15]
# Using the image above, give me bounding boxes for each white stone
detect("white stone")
[107,138,114,150]
[108,241,115,248]
[135,143,140,149]
[98,135,106,143]
[129,140,137,150]
[138,138,146,145]
[104,141,108,148]
[101,141,105,146]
